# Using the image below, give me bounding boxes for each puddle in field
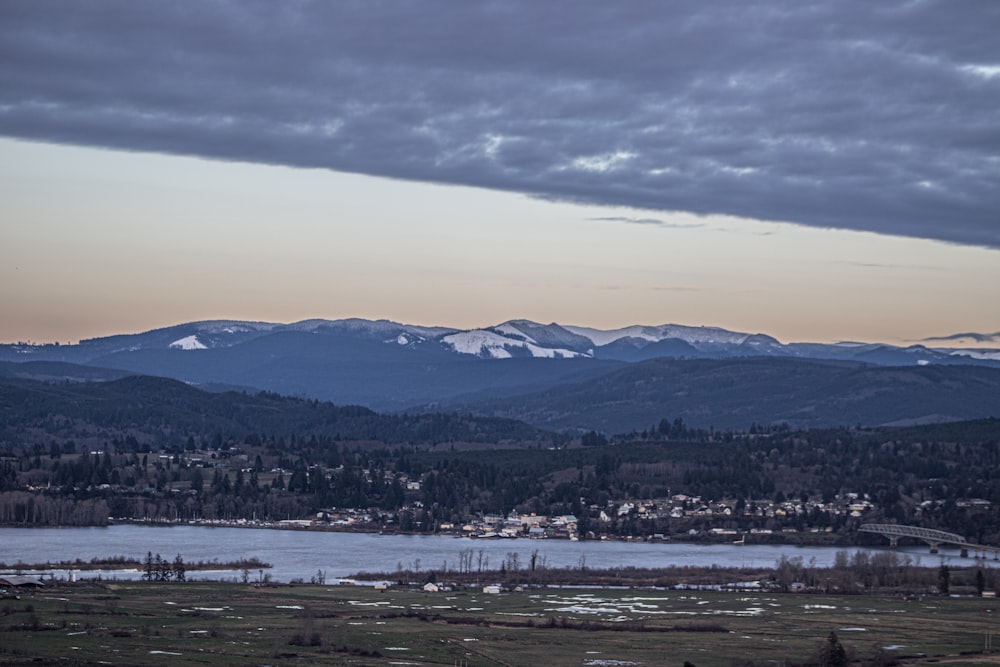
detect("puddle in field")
[496,611,540,617]
[181,606,229,612]
[701,607,765,617]
[348,600,398,608]
[537,593,773,618]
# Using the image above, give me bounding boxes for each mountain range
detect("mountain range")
[2,318,998,432]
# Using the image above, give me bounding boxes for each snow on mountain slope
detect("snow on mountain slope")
[186,320,279,335]
[495,320,594,351]
[950,349,1000,361]
[494,322,535,342]
[738,333,784,352]
[564,323,754,348]
[286,318,457,341]
[441,329,584,359]
[169,335,207,350]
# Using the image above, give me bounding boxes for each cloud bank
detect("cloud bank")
[2,1,998,247]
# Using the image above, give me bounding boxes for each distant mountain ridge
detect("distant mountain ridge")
[2,318,997,431]
[5,317,994,364]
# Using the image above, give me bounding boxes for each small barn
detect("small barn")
[0,575,45,590]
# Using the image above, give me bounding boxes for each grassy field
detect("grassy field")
[1,581,998,666]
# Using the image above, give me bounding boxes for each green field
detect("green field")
[1,581,998,666]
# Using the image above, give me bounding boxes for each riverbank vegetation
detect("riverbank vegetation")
[353,550,998,597]
[0,579,997,666]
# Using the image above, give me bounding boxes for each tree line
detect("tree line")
[1,407,998,543]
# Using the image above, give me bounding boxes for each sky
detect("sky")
[1,1,998,347]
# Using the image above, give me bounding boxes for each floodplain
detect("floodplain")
[1,581,998,666]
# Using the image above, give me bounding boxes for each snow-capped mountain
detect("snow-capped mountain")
[3,318,997,366]
[2,318,997,427]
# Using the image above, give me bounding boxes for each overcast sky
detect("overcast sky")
[1,1,998,345]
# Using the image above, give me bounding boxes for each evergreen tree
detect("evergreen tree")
[817,631,848,667]
[173,554,186,582]
[159,554,173,581]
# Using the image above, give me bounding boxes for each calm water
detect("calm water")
[0,525,984,582]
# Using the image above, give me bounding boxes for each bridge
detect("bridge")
[860,523,1000,559]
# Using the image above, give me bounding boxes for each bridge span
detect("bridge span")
[860,524,999,559]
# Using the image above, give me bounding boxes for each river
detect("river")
[0,525,987,583]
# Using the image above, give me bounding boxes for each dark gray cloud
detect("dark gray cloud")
[2,1,998,247]
[920,331,1000,344]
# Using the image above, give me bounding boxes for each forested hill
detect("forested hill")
[453,357,1000,432]
[0,376,551,450]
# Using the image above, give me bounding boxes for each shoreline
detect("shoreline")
[0,556,272,572]
[0,517,862,548]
